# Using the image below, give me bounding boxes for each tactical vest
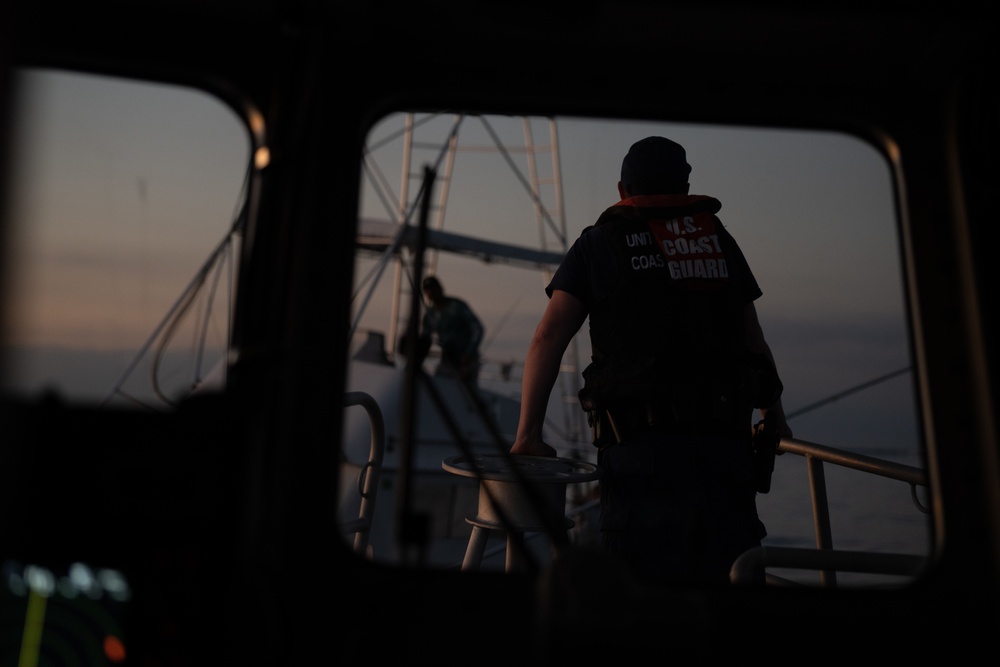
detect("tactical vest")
[577,195,780,438]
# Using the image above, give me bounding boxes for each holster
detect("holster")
[752,411,780,493]
[586,408,618,449]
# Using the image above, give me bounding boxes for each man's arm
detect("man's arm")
[511,289,588,457]
[745,302,793,439]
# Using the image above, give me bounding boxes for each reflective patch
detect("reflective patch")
[644,212,730,284]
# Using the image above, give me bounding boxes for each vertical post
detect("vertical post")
[806,455,838,587]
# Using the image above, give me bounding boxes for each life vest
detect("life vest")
[578,195,780,435]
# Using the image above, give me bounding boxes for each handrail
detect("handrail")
[730,546,927,585]
[342,392,386,556]
[452,437,931,584]
[737,437,929,587]
[779,437,926,488]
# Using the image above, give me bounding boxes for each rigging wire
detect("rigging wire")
[150,236,234,406]
[478,116,566,247]
[100,166,250,408]
[785,366,912,420]
[480,291,524,355]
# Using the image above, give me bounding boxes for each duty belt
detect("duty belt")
[604,400,739,443]
[605,400,680,441]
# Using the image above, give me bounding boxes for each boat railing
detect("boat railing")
[342,383,930,586]
[340,392,385,557]
[729,436,930,587]
[557,436,930,587]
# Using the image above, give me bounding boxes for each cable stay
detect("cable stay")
[786,366,912,420]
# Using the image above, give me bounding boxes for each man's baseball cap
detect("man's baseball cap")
[620,136,692,187]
